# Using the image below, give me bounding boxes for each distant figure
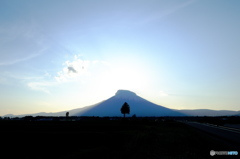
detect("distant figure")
[120,102,130,118]
[66,112,69,118]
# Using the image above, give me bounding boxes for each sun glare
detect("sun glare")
[97,65,148,92]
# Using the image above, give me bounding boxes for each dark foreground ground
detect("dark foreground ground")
[0,119,239,159]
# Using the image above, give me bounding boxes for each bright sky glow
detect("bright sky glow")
[0,0,240,115]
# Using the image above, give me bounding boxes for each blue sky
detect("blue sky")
[0,0,240,116]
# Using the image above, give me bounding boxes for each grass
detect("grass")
[0,120,237,159]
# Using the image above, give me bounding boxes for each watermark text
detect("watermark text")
[210,150,238,156]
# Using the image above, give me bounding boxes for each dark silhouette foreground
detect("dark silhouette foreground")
[120,102,130,118]
[0,116,239,159]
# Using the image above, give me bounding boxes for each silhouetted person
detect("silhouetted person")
[66,112,69,118]
[120,102,130,118]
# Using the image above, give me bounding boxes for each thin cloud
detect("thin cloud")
[159,91,169,97]
[55,55,89,82]
[0,47,47,66]
[27,82,52,95]
[54,55,110,83]
[0,71,52,94]
[138,0,197,25]
[0,21,49,66]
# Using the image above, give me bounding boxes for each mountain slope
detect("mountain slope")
[3,90,239,117]
[178,109,240,116]
[70,90,184,117]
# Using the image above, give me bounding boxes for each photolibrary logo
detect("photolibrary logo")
[210,150,238,156]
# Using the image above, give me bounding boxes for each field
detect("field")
[0,118,237,159]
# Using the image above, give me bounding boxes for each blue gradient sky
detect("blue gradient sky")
[0,0,239,115]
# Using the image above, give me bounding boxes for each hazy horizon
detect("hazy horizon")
[0,0,240,116]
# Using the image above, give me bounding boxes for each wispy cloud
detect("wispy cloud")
[0,21,49,66]
[55,55,90,82]
[0,47,48,66]
[159,91,169,97]
[27,82,53,95]
[3,71,44,81]
[138,0,197,25]
[3,53,110,94]
[1,71,54,94]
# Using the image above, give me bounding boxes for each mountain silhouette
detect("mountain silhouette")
[69,90,184,117]
[178,109,240,116]
[3,90,240,117]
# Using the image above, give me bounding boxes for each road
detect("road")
[182,121,240,149]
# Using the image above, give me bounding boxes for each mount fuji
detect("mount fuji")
[4,90,239,117]
[67,90,184,117]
